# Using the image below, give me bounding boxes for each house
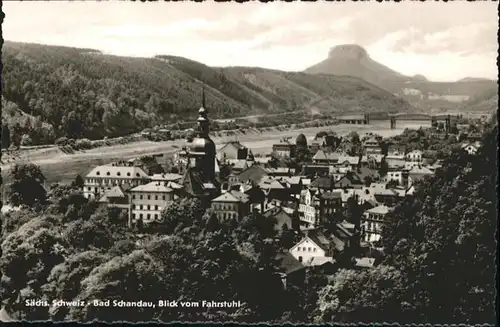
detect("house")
[386,158,406,169]
[336,155,360,169]
[300,165,330,178]
[236,165,269,185]
[309,175,336,191]
[408,166,434,183]
[362,205,392,243]
[272,138,296,158]
[461,142,482,155]
[386,145,405,157]
[83,164,150,200]
[406,150,423,162]
[97,185,131,212]
[263,207,296,234]
[362,154,384,169]
[363,137,381,154]
[382,169,410,187]
[371,183,408,205]
[312,150,340,165]
[335,172,363,189]
[217,141,249,162]
[226,159,249,172]
[129,181,175,226]
[211,190,251,221]
[299,189,342,227]
[289,230,335,266]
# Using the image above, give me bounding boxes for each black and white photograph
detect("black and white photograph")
[0,0,497,324]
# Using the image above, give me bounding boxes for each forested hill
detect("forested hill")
[2,41,413,141]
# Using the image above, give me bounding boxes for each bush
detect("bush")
[20,134,33,146]
[55,137,69,146]
[75,138,92,150]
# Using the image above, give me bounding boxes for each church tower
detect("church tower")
[188,88,216,183]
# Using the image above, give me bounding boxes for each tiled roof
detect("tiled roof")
[276,252,305,275]
[337,155,360,165]
[130,181,173,193]
[307,230,331,252]
[150,173,183,182]
[86,165,149,179]
[355,257,376,268]
[321,191,342,200]
[313,150,340,162]
[212,190,249,203]
[98,186,128,202]
[366,205,391,215]
[237,165,269,184]
[310,175,335,190]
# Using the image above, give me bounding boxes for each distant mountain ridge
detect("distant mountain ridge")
[305,44,496,111]
[2,41,413,141]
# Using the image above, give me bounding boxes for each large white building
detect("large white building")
[129,181,176,225]
[362,205,392,243]
[83,164,150,200]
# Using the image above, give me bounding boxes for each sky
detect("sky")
[3,1,498,82]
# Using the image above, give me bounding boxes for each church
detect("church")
[179,89,221,202]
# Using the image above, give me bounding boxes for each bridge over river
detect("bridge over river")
[335,112,462,129]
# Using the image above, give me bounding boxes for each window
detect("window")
[139,205,143,210]
[154,214,158,220]
[140,195,143,200]
[155,195,158,200]
[132,195,136,199]
[117,172,121,176]
[162,195,166,200]
[147,205,150,210]
[127,172,131,176]
[308,247,312,252]
[155,205,158,210]
[147,214,151,219]
[96,171,100,176]
[133,213,136,219]
[136,173,140,177]
[132,204,135,209]
[106,172,110,176]
[313,248,317,252]
[88,187,91,191]
[298,256,303,263]
[147,195,151,200]
[139,214,143,219]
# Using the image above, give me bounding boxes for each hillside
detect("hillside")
[2,41,413,143]
[458,86,498,113]
[305,44,496,111]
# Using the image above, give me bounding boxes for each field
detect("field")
[1,121,431,185]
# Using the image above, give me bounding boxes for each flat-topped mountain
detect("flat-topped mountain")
[306,44,408,85]
[305,44,496,110]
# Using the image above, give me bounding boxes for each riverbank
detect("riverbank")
[1,120,431,185]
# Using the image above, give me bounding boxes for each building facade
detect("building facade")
[83,164,150,200]
[129,181,175,225]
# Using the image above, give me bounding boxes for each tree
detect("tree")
[0,217,66,320]
[378,158,389,177]
[73,174,84,188]
[7,163,47,206]
[1,124,11,149]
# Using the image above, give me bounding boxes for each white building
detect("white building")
[406,150,423,162]
[362,205,392,243]
[83,164,150,199]
[129,181,175,225]
[289,231,334,266]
